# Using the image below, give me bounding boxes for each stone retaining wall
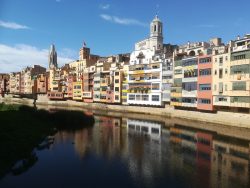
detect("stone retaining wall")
[1,94,249,129]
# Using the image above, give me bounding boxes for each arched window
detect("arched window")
[154,25,156,32]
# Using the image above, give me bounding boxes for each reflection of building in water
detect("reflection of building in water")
[169,126,213,187]
[211,140,250,188]
[170,125,250,188]
[91,116,129,158]
[54,131,75,145]
[127,119,162,141]
[125,119,165,186]
[74,129,91,158]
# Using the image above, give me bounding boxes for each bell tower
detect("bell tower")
[150,15,163,51]
[150,15,163,39]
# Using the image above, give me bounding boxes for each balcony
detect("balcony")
[170,101,182,106]
[170,92,182,98]
[182,102,197,108]
[182,90,197,97]
[232,45,250,52]
[162,70,173,76]
[182,77,198,83]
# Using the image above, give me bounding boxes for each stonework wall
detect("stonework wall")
[1,95,250,129]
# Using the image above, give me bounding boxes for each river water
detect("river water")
[0,107,250,188]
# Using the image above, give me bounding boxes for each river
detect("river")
[0,105,249,188]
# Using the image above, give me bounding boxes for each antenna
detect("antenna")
[156,4,159,17]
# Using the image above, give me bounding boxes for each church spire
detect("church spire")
[49,44,58,69]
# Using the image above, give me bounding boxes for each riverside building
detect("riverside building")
[229,35,250,112]
[127,15,174,106]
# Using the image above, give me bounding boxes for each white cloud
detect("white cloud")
[100,14,147,27]
[100,14,112,21]
[0,20,30,30]
[99,4,110,10]
[0,44,75,73]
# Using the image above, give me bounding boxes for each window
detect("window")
[163,75,172,79]
[231,96,250,103]
[141,126,149,133]
[225,56,228,61]
[230,64,250,74]
[233,54,246,60]
[183,82,197,91]
[215,58,217,63]
[219,82,223,93]
[128,124,135,130]
[174,69,182,75]
[219,69,223,78]
[199,84,211,91]
[74,85,81,89]
[199,57,211,64]
[129,94,135,100]
[152,83,160,90]
[184,69,198,78]
[115,79,119,83]
[100,95,106,99]
[136,95,141,101]
[122,85,127,90]
[151,128,159,134]
[214,70,217,75]
[215,97,227,102]
[115,72,119,76]
[232,81,246,91]
[152,95,159,101]
[115,95,119,100]
[115,87,119,92]
[199,99,211,104]
[219,57,223,64]
[174,60,182,67]
[183,59,197,66]
[199,69,211,76]
[142,95,149,101]
[225,69,228,74]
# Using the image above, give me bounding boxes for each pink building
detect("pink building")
[67,75,76,99]
[35,73,49,94]
[106,90,114,103]
[197,55,214,111]
[0,74,9,96]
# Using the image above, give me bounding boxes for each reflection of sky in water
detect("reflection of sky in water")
[0,115,250,188]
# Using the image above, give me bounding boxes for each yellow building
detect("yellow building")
[212,45,231,108]
[228,35,250,112]
[73,81,82,100]
[122,65,129,105]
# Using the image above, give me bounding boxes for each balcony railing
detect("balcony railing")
[232,45,250,52]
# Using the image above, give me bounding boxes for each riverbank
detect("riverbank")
[0,103,94,179]
[1,95,250,128]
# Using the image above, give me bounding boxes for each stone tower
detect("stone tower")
[150,15,163,50]
[49,44,58,69]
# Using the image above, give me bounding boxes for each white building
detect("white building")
[127,15,165,106]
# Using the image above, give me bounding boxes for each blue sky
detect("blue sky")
[0,0,250,72]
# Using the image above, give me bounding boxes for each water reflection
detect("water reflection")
[1,110,250,188]
[68,115,250,187]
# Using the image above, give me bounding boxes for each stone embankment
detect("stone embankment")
[1,94,250,129]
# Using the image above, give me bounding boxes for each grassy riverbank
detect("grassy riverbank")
[0,103,94,178]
